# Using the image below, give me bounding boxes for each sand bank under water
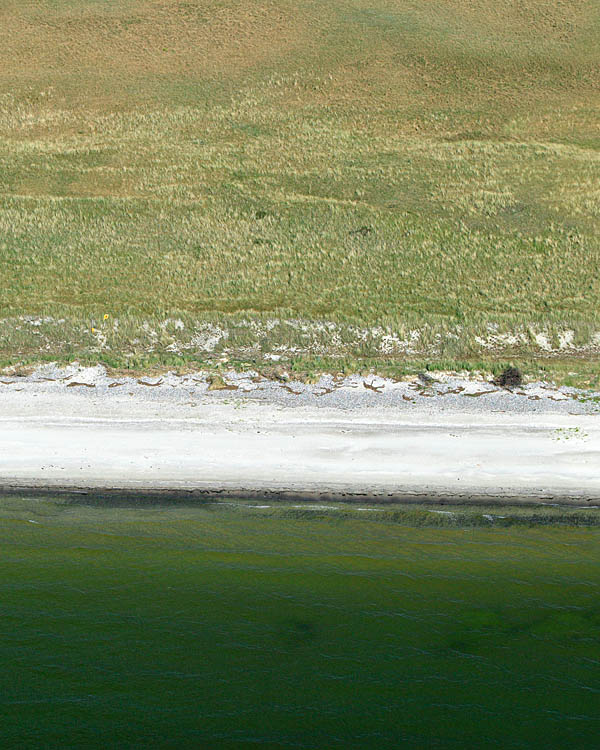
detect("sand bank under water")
[0,365,599,504]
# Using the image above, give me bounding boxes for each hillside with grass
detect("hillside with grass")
[1,0,599,383]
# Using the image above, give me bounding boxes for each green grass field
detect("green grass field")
[1,0,599,380]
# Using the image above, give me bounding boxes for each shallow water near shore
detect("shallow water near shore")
[2,498,600,748]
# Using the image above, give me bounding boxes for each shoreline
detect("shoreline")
[1,364,599,506]
[2,484,600,507]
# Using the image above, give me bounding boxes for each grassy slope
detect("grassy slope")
[0,0,599,378]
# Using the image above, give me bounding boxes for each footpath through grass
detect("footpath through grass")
[1,1,599,378]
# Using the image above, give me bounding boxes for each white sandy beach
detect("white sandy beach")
[0,365,599,503]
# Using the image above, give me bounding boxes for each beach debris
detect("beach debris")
[494,366,523,389]
[463,389,498,397]
[261,366,290,382]
[315,386,334,397]
[274,367,290,382]
[552,427,588,441]
[207,374,237,391]
[282,385,302,395]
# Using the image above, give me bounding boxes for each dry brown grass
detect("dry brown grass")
[2,1,598,118]
[0,0,313,88]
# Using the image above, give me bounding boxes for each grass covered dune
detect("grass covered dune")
[1,0,600,378]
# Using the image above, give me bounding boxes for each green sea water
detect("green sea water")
[1,498,600,749]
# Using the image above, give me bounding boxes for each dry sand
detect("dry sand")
[0,365,599,504]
